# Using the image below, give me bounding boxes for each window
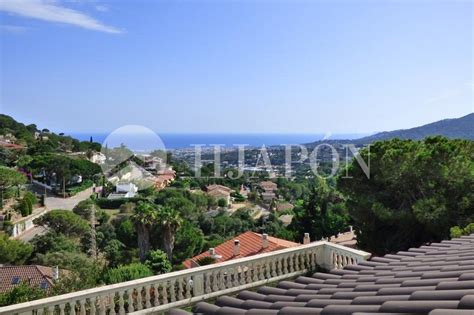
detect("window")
[11,277,20,284]
[39,281,49,289]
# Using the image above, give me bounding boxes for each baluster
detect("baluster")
[306,252,312,270]
[127,289,135,313]
[136,287,143,310]
[232,268,239,286]
[109,292,117,315]
[245,264,252,284]
[276,259,282,276]
[69,301,77,315]
[161,284,168,304]
[79,299,86,315]
[258,262,265,281]
[118,291,125,315]
[265,259,271,279]
[311,251,317,269]
[99,296,107,315]
[212,271,219,291]
[153,285,160,306]
[145,285,152,308]
[271,259,277,277]
[220,269,227,290]
[299,253,305,271]
[170,279,177,302]
[289,254,294,273]
[185,276,192,299]
[283,255,289,274]
[37,308,44,315]
[252,263,259,281]
[178,279,184,300]
[204,272,212,294]
[47,306,54,315]
[241,266,247,285]
[58,304,65,315]
[226,269,233,288]
[90,297,97,315]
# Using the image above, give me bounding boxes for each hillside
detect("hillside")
[0,114,101,153]
[355,113,474,143]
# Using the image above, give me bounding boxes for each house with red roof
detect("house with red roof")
[205,184,233,205]
[0,265,58,293]
[0,141,25,150]
[183,231,299,268]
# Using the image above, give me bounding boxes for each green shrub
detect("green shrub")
[1,221,13,235]
[23,192,37,207]
[96,197,148,209]
[67,180,94,196]
[450,226,464,238]
[0,282,46,307]
[103,263,153,284]
[464,223,474,235]
[196,256,216,266]
[450,223,474,238]
[0,234,33,265]
[217,198,227,208]
[72,199,96,220]
[19,198,32,217]
[145,250,172,275]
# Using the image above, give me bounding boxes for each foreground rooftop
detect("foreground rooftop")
[172,234,474,315]
[1,235,473,315]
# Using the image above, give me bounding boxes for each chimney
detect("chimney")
[262,233,269,249]
[208,248,222,259]
[349,225,353,232]
[52,266,59,281]
[233,240,240,256]
[303,233,310,245]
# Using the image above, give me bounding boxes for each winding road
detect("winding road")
[16,188,93,242]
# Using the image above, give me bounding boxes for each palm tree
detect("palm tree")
[157,206,182,262]
[131,202,157,261]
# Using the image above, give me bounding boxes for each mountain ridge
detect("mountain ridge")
[354,113,473,143]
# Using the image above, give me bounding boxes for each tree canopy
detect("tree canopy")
[0,234,33,265]
[339,136,474,255]
[34,210,91,237]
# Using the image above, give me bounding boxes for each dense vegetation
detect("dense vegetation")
[339,136,474,255]
[0,114,101,154]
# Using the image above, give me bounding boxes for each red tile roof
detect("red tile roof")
[183,231,299,268]
[0,141,25,150]
[206,185,232,193]
[259,181,277,191]
[0,265,55,293]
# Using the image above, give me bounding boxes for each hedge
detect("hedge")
[95,197,148,209]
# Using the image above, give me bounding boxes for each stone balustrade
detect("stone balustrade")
[0,241,370,315]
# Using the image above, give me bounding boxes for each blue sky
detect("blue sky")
[0,0,472,134]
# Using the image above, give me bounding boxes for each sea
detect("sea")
[68,133,369,152]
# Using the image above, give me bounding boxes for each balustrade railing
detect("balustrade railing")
[0,241,370,315]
